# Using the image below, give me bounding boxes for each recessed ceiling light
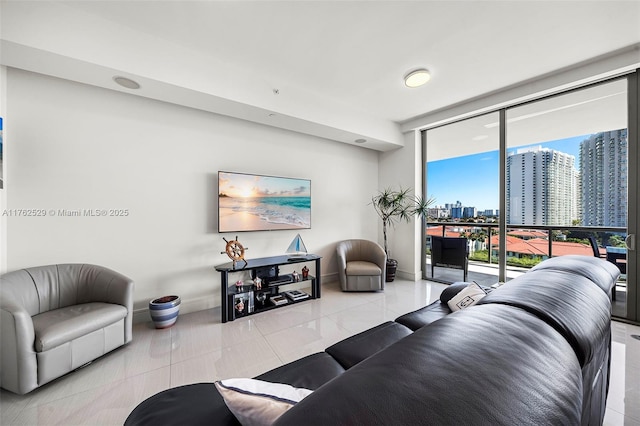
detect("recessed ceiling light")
[404,69,431,88]
[354,138,367,144]
[113,76,141,90]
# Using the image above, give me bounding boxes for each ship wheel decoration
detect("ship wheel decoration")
[221,236,248,268]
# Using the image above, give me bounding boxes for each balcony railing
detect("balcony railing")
[425,221,628,318]
[426,221,627,265]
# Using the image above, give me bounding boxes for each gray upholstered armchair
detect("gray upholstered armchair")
[0,264,134,394]
[336,239,387,291]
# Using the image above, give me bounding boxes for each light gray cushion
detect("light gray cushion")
[345,261,381,276]
[32,302,127,352]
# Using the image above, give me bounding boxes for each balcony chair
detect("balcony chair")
[336,239,386,291]
[589,235,624,301]
[589,236,606,259]
[430,236,469,281]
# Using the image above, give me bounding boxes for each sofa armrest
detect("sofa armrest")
[369,245,387,276]
[78,265,134,343]
[78,265,133,305]
[1,300,38,394]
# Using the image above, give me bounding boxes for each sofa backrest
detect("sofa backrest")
[276,303,584,425]
[277,255,615,426]
[530,254,620,297]
[477,269,610,367]
[477,256,615,426]
[0,264,131,316]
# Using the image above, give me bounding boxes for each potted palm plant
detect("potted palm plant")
[371,187,433,281]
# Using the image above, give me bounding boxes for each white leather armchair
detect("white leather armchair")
[336,239,386,291]
[0,264,134,394]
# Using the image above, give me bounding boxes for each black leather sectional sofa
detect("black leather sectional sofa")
[125,255,620,425]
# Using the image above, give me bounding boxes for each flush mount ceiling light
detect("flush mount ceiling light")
[404,69,431,88]
[113,76,141,90]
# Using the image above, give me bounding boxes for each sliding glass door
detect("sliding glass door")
[506,78,631,318]
[424,112,501,286]
[423,72,638,323]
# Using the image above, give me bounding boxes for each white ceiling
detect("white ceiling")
[1,1,640,151]
[427,78,629,161]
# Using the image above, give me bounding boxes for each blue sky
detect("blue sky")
[426,134,588,212]
[219,171,310,198]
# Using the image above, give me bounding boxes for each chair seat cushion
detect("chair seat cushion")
[346,261,381,276]
[32,302,128,352]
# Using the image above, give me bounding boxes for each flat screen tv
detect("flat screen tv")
[218,171,311,232]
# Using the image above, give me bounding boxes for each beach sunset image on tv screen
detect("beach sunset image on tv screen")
[218,171,311,232]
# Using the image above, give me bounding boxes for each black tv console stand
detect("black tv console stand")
[215,254,321,323]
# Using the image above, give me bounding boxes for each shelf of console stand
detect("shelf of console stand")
[215,254,322,323]
[227,277,316,320]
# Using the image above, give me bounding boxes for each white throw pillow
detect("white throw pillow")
[447,282,487,312]
[215,378,313,426]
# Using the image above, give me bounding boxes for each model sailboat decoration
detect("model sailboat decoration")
[286,234,308,259]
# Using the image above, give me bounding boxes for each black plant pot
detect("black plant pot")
[386,259,398,282]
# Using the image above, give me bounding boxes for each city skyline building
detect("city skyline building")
[427,130,628,230]
[506,146,578,226]
[580,129,628,227]
[463,206,478,218]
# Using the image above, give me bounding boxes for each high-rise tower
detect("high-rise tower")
[580,129,627,227]
[507,146,578,225]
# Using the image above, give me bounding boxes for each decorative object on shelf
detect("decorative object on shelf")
[233,291,254,317]
[286,234,308,259]
[371,187,433,282]
[235,280,244,292]
[302,266,309,280]
[256,291,267,306]
[234,298,245,313]
[149,295,181,329]
[221,236,248,268]
[254,276,262,290]
[292,271,299,282]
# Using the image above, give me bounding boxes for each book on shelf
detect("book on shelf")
[270,294,288,306]
[283,290,309,301]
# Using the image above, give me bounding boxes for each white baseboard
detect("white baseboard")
[322,272,338,285]
[396,269,422,281]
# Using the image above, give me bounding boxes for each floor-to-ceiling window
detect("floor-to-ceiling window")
[423,72,638,323]
[506,78,629,317]
[424,112,501,286]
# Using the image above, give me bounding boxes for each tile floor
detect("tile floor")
[1,278,639,425]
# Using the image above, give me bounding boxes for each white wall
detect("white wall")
[3,69,380,316]
[378,130,423,280]
[0,66,6,274]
